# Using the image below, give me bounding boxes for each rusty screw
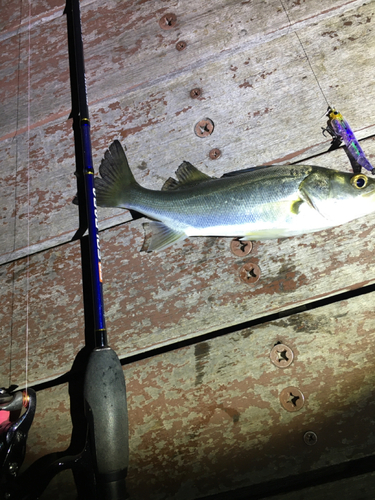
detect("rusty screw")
[270,343,294,369]
[239,262,260,284]
[194,118,214,138]
[209,148,221,160]
[279,387,305,412]
[190,88,202,99]
[176,41,187,51]
[159,13,177,30]
[303,431,318,446]
[230,238,252,256]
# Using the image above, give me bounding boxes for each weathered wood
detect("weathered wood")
[1,0,367,137]
[21,294,375,499]
[2,1,375,497]
[2,188,375,388]
[271,473,375,500]
[1,0,375,263]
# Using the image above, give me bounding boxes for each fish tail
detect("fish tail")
[95,140,137,207]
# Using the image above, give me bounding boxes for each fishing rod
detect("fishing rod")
[1,1,129,498]
[68,0,129,496]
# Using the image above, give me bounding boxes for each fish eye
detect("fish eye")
[350,174,368,189]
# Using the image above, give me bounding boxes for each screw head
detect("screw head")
[230,238,252,256]
[303,431,318,446]
[239,262,260,284]
[194,118,214,138]
[270,343,294,368]
[190,88,202,99]
[209,148,221,160]
[176,41,187,51]
[159,13,177,30]
[279,386,305,412]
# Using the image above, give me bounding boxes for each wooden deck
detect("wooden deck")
[1,0,375,498]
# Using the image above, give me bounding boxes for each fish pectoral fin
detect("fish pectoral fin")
[141,222,187,252]
[298,172,332,220]
[298,186,316,211]
[162,161,214,191]
[299,185,330,220]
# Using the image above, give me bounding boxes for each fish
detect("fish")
[94,140,375,252]
[324,107,375,175]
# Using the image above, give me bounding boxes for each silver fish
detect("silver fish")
[95,140,375,252]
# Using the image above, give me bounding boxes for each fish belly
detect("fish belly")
[183,199,333,239]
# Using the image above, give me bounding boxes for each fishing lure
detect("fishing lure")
[324,107,374,175]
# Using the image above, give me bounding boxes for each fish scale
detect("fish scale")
[95,141,375,252]
[126,167,308,224]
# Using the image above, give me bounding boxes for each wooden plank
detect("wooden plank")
[2,1,375,495]
[271,473,375,500]
[1,0,375,263]
[0,0,65,37]
[1,0,363,137]
[0,3,69,140]
[2,169,375,388]
[32,463,375,499]
[20,292,375,499]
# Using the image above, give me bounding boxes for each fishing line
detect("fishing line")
[11,0,33,392]
[8,0,26,388]
[279,0,330,108]
[24,0,32,394]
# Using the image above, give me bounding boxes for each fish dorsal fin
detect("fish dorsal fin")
[161,177,180,191]
[176,161,212,183]
[221,165,274,177]
[162,161,213,191]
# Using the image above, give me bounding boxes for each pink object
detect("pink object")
[0,410,11,434]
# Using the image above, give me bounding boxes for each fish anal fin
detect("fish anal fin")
[141,222,187,252]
